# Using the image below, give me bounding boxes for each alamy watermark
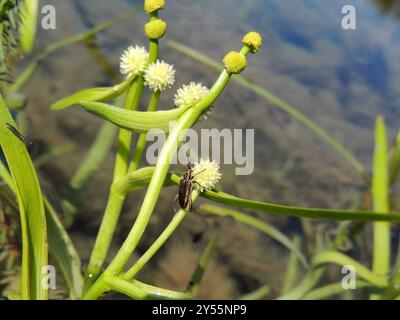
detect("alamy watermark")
[145,121,255,175]
[341,265,356,290]
[41,5,56,30]
[341,5,357,30]
[41,265,56,290]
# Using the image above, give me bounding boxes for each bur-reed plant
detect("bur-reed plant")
[0,0,400,300]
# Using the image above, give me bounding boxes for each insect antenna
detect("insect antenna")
[191,168,206,178]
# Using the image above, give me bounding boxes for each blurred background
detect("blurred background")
[8,0,400,298]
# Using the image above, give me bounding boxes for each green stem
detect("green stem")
[114,78,145,179]
[129,90,161,172]
[83,78,144,291]
[123,190,199,280]
[104,275,192,300]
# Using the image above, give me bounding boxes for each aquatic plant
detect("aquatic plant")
[0,0,400,300]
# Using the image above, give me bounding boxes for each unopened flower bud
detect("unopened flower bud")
[223,51,247,74]
[242,31,262,54]
[144,19,167,40]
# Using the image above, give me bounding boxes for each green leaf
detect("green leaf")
[202,189,400,222]
[0,150,83,299]
[199,204,308,268]
[312,251,388,288]
[302,281,371,300]
[0,95,47,299]
[44,198,83,299]
[388,130,400,185]
[70,121,116,193]
[238,285,271,300]
[34,144,75,168]
[186,229,219,296]
[19,0,39,54]
[62,121,117,227]
[371,116,391,299]
[78,101,191,133]
[281,235,302,294]
[167,40,364,176]
[50,78,133,110]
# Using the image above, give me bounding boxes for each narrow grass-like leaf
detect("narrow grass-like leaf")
[70,122,116,193]
[302,281,371,300]
[0,152,82,299]
[389,130,400,185]
[202,189,400,222]
[19,0,38,54]
[276,267,325,300]
[50,78,133,110]
[0,95,47,299]
[167,40,364,176]
[281,235,302,294]
[62,122,117,227]
[0,160,15,191]
[199,204,307,267]
[78,101,190,133]
[44,198,83,299]
[313,251,388,288]
[12,7,139,92]
[371,116,391,299]
[238,285,271,300]
[186,229,219,296]
[34,144,75,167]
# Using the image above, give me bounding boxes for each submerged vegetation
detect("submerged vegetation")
[0,0,399,300]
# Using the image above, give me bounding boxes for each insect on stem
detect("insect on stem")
[6,123,32,146]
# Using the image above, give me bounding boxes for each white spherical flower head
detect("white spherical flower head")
[120,46,149,78]
[144,60,175,92]
[192,159,221,192]
[174,82,209,108]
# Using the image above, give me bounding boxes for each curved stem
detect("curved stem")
[123,190,199,280]
[83,68,232,300]
[104,275,192,300]
[129,90,161,172]
[83,78,145,290]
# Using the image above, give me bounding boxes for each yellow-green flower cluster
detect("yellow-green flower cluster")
[174,82,209,108]
[120,45,149,78]
[192,159,221,192]
[144,60,176,92]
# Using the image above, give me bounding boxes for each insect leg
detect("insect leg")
[173,194,179,213]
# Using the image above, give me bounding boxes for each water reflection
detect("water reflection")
[372,0,400,18]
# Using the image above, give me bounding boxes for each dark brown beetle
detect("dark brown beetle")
[174,164,205,212]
